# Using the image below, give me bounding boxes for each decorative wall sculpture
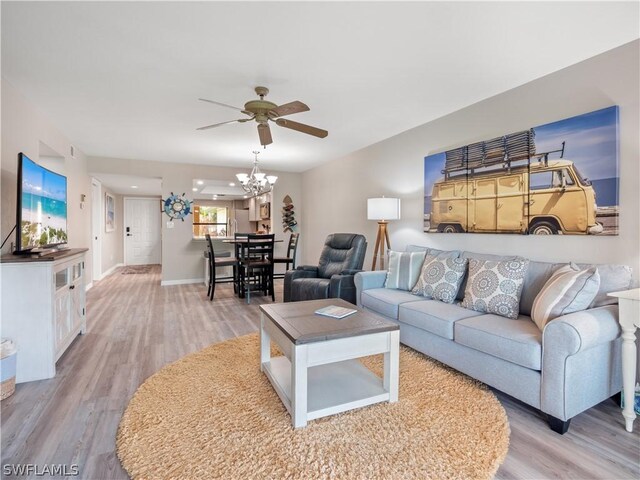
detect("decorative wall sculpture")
[423,106,619,236]
[163,192,192,222]
[282,195,296,233]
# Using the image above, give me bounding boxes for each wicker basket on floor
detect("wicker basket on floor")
[0,377,16,400]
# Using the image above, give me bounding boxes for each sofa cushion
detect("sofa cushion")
[576,263,633,308]
[531,263,600,330]
[455,314,542,370]
[519,260,560,316]
[461,258,530,319]
[406,245,430,253]
[457,252,521,301]
[399,300,483,339]
[412,255,467,303]
[361,288,423,320]
[385,250,427,291]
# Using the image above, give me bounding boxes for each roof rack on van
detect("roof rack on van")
[533,141,565,166]
[442,129,535,176]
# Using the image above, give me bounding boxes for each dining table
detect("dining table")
[221,237,283,300]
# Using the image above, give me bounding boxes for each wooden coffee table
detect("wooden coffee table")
[259,298,400,428]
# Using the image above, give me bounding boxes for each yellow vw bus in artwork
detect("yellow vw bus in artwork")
[430,159,603,235]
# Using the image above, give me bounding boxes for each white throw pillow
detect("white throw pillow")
[530,263,600,330]
[385,250,427,291]
[461,258,529,319]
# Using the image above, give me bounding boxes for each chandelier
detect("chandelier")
[236,151,278,196]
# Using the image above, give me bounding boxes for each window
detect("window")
[529,169,574,190]
[193,205,228,238]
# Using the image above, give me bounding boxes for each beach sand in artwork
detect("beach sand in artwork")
[22,209,67,230]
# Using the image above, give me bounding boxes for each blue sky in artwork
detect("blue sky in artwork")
[22,154,67,201]
[423,106,619,210]
[424,152,446,196]
[534,106,618,181]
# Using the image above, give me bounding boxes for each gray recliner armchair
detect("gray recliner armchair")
[284,233,367,305]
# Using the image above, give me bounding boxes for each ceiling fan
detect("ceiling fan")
[197,86,328,147]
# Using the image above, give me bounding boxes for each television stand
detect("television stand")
[0,248,88,383]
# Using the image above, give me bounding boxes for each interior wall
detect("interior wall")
[0,77,93,281]
[301,40,640,284]
[101,190,124,273]
[87,156,303,283]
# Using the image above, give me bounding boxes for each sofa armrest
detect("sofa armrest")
[329,273,359,305]
[354,271,388,307]
[543,305,621,354]
[284,267,320,302]
[541,305,621,420]
[341,269,363,276]
[296,265,320,274]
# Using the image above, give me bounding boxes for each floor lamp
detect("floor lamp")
[368,197,401,271]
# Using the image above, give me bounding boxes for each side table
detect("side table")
[608,288,640,433]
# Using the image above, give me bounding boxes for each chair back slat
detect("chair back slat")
[286,233,300,268]
[205,233,215,262]
[240,234,275,263]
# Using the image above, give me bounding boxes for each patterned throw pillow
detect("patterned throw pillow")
[412,255,468,304]
[461,258,530,319]
[530,263,600,330]
[384,250,427,291]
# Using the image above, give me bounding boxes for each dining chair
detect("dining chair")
[233,232,250,294]
[273,232,300,279]
[237,234,275,304]
[205,234,238,300]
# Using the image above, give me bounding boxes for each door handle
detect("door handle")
[127,233,133,237]
[69,285,75,290]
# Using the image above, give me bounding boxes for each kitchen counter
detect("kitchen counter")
[192,236,234,242]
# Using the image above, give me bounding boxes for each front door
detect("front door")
[471,178,497,231]
[496,174,526,232]
[124,198,161,265]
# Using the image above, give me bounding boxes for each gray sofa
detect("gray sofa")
[355,247,633,434]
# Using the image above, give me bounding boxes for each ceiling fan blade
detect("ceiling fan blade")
[196,119,243,131]
[258,123,273,146]
[275,118,328,138]
[271,101,309,118]
[198,98,252,116]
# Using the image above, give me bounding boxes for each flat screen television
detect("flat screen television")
[15,153,68,252]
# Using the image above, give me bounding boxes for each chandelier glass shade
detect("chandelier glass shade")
[236,151,277,196]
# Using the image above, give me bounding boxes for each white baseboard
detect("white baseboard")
[100,263,124,280]
[161,277,205,286]
[85,282,93,292]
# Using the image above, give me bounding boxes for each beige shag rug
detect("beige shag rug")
[117,334,510,480]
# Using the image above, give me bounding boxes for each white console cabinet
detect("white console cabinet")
[0,249,88,383]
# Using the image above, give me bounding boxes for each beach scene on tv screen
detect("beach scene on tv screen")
[21,157,68,248]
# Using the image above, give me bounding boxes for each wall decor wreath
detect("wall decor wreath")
[163,192,193,222]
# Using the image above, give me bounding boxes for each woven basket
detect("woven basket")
[1,377,16,400]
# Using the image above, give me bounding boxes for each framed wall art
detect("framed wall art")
[423,106,619,236]
[105,192,115,232]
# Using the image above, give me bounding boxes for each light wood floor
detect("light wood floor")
[1,266,638,479]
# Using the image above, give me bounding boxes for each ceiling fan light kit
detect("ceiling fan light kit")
[198,86,328,147]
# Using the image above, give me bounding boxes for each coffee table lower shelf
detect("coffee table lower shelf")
[263,356,389,422]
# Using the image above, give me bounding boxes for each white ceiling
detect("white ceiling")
[92,173,162,196]
[193,179,247,200]
[2,2,638,172]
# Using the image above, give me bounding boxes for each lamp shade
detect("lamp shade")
[367,197,401,221]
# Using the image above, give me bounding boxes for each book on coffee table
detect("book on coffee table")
[314,305,357,319]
